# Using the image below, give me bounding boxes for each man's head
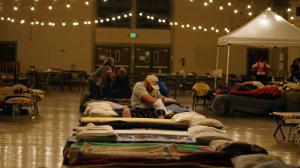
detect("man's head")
[145,75,159,92]
[117,67,127,77]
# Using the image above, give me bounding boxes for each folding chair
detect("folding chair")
[192,82,210,111]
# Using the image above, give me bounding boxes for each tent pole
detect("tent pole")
[226,45,231,86]
[214,46,220,89]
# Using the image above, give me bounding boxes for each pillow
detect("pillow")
[84,102,118,117]
[188,125,224,136]
[254,160,295,168]
[231,154,283,168]
[190,118,224,129]
[171,111,206,124]
[210,140,268,156]
[194,132,231,145]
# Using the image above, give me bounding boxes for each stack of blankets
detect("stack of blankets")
[63,111,294,167]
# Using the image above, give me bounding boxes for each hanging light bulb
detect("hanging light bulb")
[247,4,251,9]
[85,1,90,6]
[209,0,213,3]
[62,22,66,26]
[248,11,252,16]
[234,9,238,14]
[30,6,35,11]
[40,22,45,26]
[287,8,291,12]
[192,26,196,30]
[66,3,71,8]
[290,16,294,20]
[227,2,232,6]
[219,6,223,10]
[20,19,25,24]
[267,7,272,11]
[204,2,208,6]
[48,5,53,10]
[13,6,18,11]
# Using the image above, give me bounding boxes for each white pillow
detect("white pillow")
[171,111,206,124]
[84,102,118,117]
[194,132,231,145]
[188,125,224,137]
[190,118,225,129]
[231,154,283,168]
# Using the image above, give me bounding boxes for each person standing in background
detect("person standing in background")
[290,58,300,82]
[88,57,115,99]
[112,67,132,98]
[252,58,271,83]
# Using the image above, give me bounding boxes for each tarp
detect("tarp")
[218,10,300,47]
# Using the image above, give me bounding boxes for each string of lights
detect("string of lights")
[186,0,295,21]
[0,10,230,33]
[1,0,294,31]
[137,11,230,33]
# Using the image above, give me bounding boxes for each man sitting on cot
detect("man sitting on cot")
[123,74,176,119]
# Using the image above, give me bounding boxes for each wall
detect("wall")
[0,1,93,73]
[95,28,171,45]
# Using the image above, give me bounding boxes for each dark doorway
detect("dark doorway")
[0,42,17,62]
[247,48,269,76]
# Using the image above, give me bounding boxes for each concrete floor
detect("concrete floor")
[0,91,299,168]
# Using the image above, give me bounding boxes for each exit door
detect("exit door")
[134,47,170,74]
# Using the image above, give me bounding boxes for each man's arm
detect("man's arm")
[141,94,156,105]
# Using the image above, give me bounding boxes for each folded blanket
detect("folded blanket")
[115,129,195,143]
[76,129,117,142]
[79,142,180,160]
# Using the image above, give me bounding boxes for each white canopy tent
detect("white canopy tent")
[216,9,300,85]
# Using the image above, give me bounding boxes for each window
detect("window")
[97,0,132,28]
[154,51,159,64]
[297,7,300,16]
[105,50,112,57]
[137,0,171,29]
[115,50,121,63]
[0,43,16,62]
